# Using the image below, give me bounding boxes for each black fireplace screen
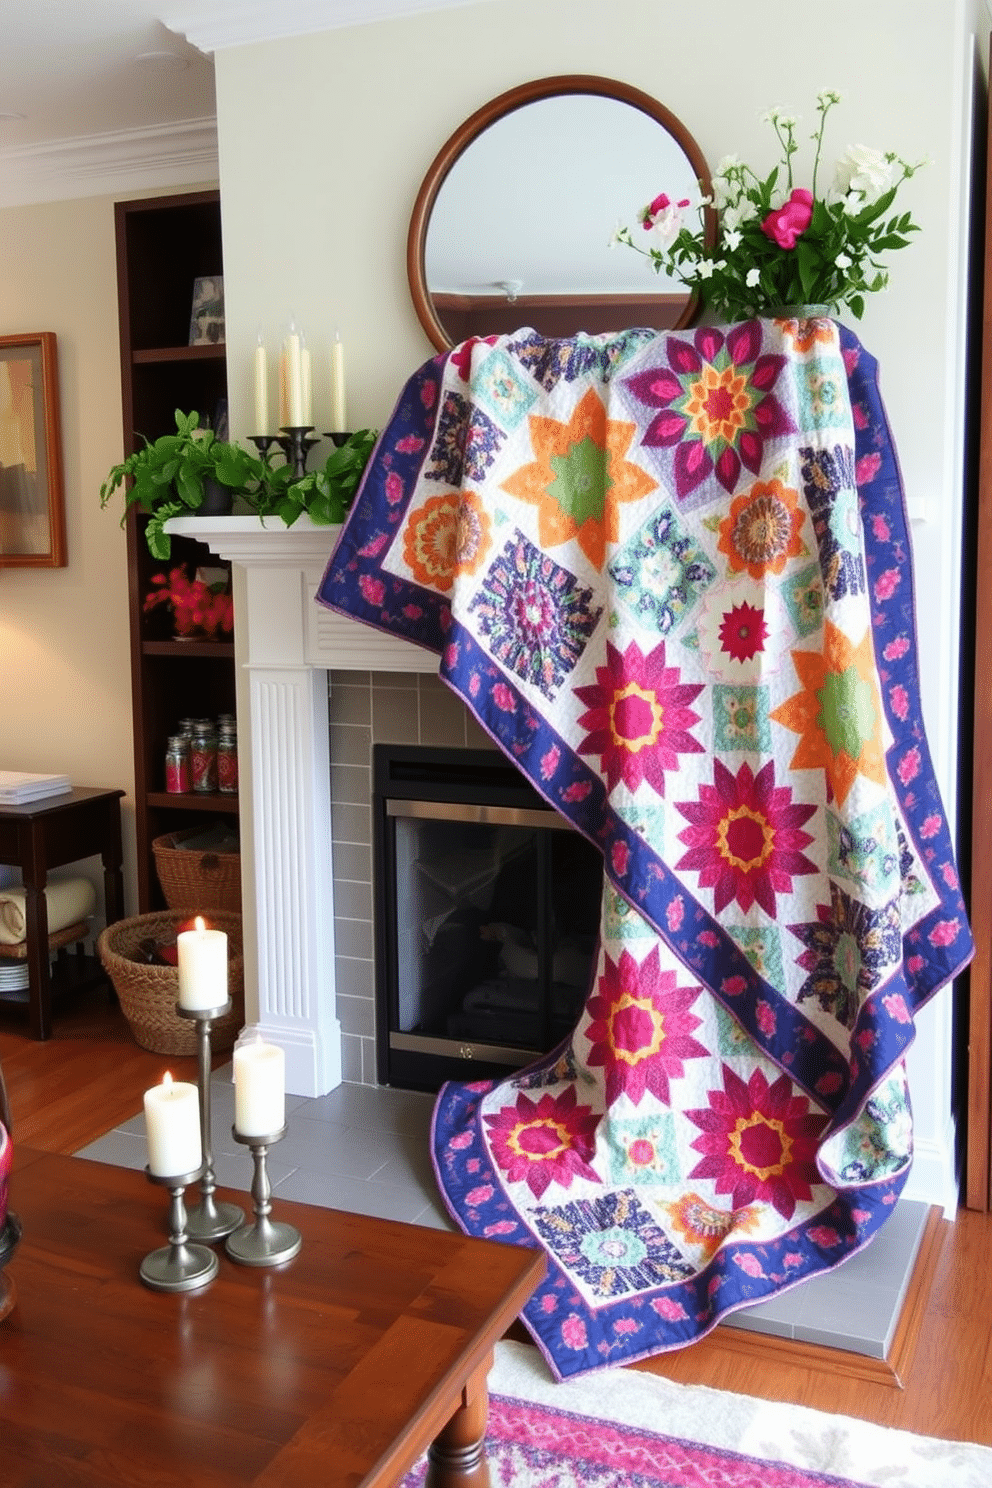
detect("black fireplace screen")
[373,745,603,1091]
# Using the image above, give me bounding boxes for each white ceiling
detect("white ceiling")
[0,0,491,207]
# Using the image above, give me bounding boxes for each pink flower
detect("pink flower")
[920,813,942,840]
[385,471,404,505]
[755,1000,776,1037]
[666,896,685,933]
[562,781,592,803]
[540,745,560,781]
[807,1225,842,1247]
[651,1296,689,1322]
[929,918,961,948]
[466,1185,494,1207]
[851,1208,871,1224]
[358,533,389,557]
[815,1071,843,1095]
[401,604,423,621]
[395,434,425,454]
[465,1158,480,1174]
[897,747,921,785]
[358,575,385,606]
[761,187,814,249]
[733,1252,766,1279]
[889,684,909,722]
[561,1314,588,1350]
[492,683,516,713]
[907,954,925,975]
[874,568,901,602]
[856,453,882,486]
[613,1317,640,1335]
[883,635,911,662]
[941,863,959,890]
[698,930,719,948]
[540,1293,558,1313]
[882,992,912,1024]
[721,975,748,997]
[611,840,630,876]
[448,1132,473,1151]
[420,381,437,408]
[783,1251,804,1269]
[483,1220,518,1237]
[871,513,891,541]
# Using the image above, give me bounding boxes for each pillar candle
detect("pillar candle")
[144,1072,202,1177]
[330,332,346,432]
[177,916,228,1011]
[253,336,269,433]
[284,328,304,426]
[233,1035,285,1137]
[278,349,288,429]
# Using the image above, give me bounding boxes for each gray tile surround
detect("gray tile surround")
[328,668,492,1085]
[77,1074,930,1360]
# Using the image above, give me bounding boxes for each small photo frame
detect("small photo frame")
[189,275,225,346]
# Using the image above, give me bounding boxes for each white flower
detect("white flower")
[722,228,742,252]
[697,259,717,279]
[831,144,897,204]
[649,203,687,251]
[817,89,842,107]
[721,197,759,231]
[835,251,853,269]
[746,267,761,288]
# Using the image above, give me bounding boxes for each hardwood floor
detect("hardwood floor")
[2,987,991,1449]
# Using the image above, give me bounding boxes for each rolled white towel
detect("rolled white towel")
[0,876,97,945]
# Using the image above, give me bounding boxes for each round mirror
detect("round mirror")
[407,75,714,352]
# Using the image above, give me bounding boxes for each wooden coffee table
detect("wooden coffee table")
[0,1149,545,1486]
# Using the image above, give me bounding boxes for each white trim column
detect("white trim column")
[167,514,432,1096]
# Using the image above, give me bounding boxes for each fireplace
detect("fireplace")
[373,744,603,1091]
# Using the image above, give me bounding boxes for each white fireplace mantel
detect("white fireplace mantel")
[168,513,437,1096]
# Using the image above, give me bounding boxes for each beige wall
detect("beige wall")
[0,193,135,912]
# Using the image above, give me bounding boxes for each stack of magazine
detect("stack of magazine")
[0,771,72,805]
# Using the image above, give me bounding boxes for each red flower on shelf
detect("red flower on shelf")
[143,565,233,640]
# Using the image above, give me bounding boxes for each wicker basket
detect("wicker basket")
[97,910,244,1056]
[152,829,242,915]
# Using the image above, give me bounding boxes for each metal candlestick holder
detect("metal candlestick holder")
[177,1001,244,1242]
[225,1125,301,1268]
[248,434,278,460]
[276,425,319,479]
[324,431,352,448]
[140,1163,219,1293]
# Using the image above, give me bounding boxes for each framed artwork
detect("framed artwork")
[189,275,225,345]
[0,332,66,568]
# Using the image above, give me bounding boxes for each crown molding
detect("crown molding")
[164,0,493,54]
[0,118,219,210]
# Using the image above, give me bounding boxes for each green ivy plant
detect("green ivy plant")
[101,413,378,559]
[253,429,379,528]
[100,410,264,559]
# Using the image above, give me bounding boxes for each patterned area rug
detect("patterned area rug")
[403,1340,992,1488]
[318,319,972,1379]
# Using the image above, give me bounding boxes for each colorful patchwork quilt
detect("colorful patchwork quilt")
[316,318,973,1380]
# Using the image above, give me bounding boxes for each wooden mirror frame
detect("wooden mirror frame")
[0,331,66,568]
[407,74,715,353]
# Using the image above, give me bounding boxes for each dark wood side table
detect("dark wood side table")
[0,787,125,1040]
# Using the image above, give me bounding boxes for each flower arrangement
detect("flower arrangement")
[614,91,924,322]
[143,565,234,640]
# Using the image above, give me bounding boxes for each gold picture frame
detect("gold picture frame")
[0,332,66,568]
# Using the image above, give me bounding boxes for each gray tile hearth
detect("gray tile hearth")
[76,1073,929,1361]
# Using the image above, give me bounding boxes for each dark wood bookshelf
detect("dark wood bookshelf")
[114,188,238,911]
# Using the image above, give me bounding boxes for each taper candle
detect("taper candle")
[177,916,228,1011]
[233,1035,285,1137]
[253,335,269,433]
[144,1072,202,1177]
[285,326,304,426]
[301,340,313,427]
[330,331,346,432]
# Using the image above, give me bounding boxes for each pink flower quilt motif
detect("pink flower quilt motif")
[623,321,796,508]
